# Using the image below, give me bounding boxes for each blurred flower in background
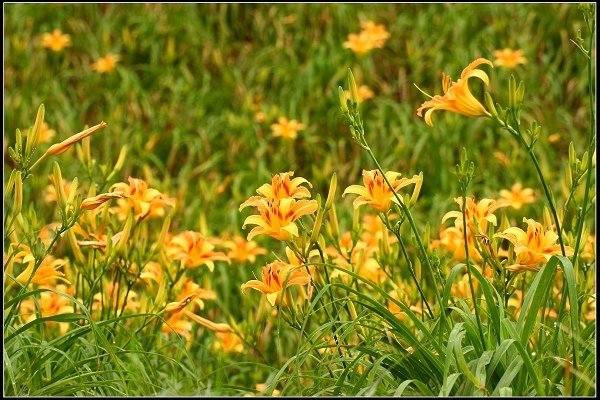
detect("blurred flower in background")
[91,54,120,74]
[41,29,71,52]
[493,48,527,69]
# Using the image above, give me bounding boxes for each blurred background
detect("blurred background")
[4,4,589,235]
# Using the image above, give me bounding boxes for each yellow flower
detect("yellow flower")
[495,217,574,272]
[111,177,174,221]
[345,85,375,103]
[241,260,311,306]
[343,32,375,55]
[432,225,483,263]
[213,331,244,353]
[165,282,216,314]
[239,171,312,210]
[583,295,595,321]
[581,235,595,262]
[165,231,229,271]
[20,284,75,334]
[161,312,193,340]
[91,54,120,74]
[343,21,389,55]
[442,197,505,234]
[14,251,70,288]
[498,182,536,210]
[139,261,164,286]
[360,213,397,248]
[270,117,305,140]
[492,48,527,69]
[359,20,390,48]
[222,236,267,263]
[242,198,318,241]
[39,222,61,247]
[162,285,232,336]
[41,29,71,52]
[24,122,55,144]
[343,169,422,212]
[255,383,281,397]
[416,58,493,126]
[493,151,511,167]
[44,175,73,203]
[387,284,423,322]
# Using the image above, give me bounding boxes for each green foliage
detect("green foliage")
[4,3,595,397]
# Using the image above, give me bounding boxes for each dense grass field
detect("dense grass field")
[3,3,596,396]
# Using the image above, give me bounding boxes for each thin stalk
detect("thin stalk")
[391,224,434,319]
[460,193,486,351]
[571,14,596,272]
[364,147,445,320]
[500,121,567,257]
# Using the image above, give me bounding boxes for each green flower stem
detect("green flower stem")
[363,146,446,326]
[557,12,594,396]
[382,214,434,319]
[460,192,487,351]
[3,221,75,330]
[571,14,596,272]
[498,120,567,257]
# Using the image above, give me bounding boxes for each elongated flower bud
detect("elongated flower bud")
[324,173,337,211]
[25,104,45,157]
[46,121,107,156]
[81,192,128,210]
[14,171,23,216]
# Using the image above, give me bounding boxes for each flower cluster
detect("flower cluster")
[240,172,318,241]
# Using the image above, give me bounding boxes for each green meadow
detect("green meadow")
[3,3,596,396]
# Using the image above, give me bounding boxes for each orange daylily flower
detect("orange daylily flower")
[270,117,305,140]
[495,217,574,272]
[20,284,75,334]
[165,231,229,271]
[24,122,55,144]
[360,213,398,248]
[14,252,70,288]
[359,20,390,48]
[111,177,174,221]
[581,234,595,262]
[343,32,375,55]
[241,260,311,306]
[498,182,536,210]
[91,54,120,74]
[41,29,71,52]
[493,48,527,69]
[162,286,231,337]
[213,331,244,353]
[343,170,422,212]
[343,21,389,55]
[161,312,193,340]
[242,198,318,241]
[442,197,506,234]
[239,171,312,209]
[432,225,483,263]
[44,176,73,203]
[139,261,164,286]
[417,58,493,126]
[222,236,267,263]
